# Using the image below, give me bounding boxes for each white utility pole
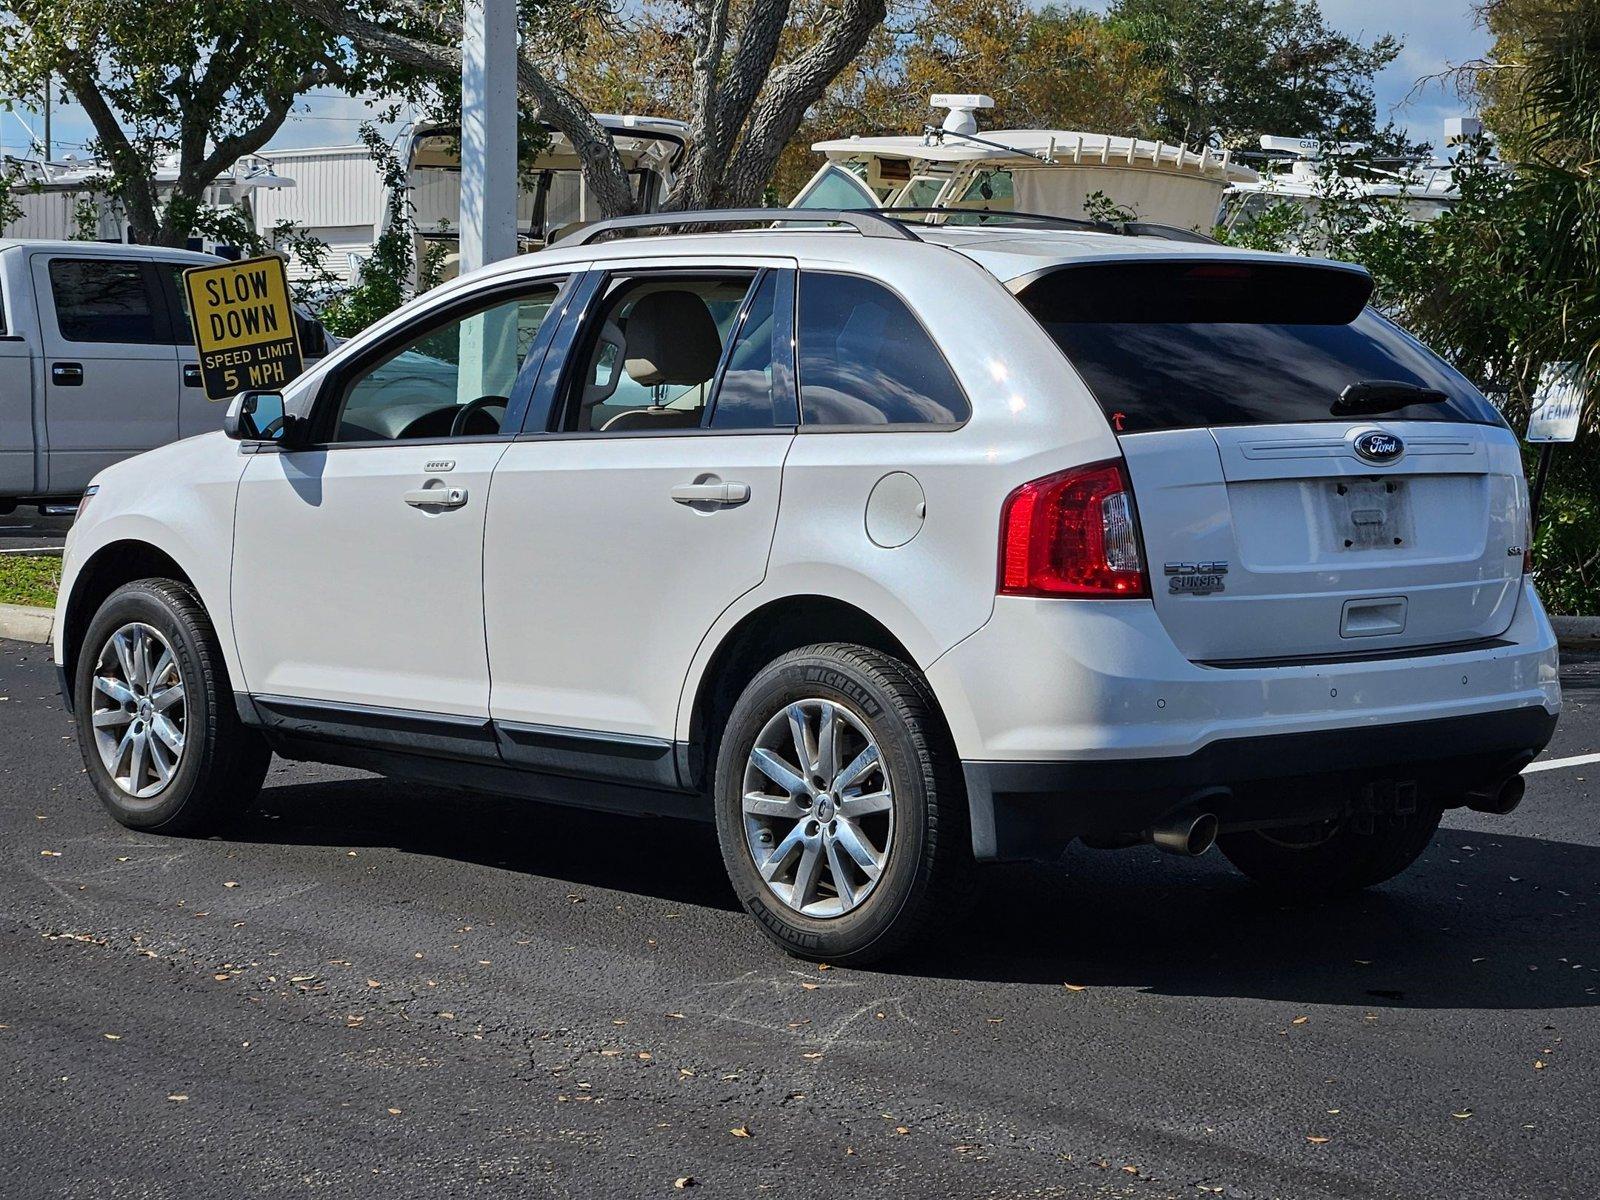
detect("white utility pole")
[458,0,519,403]
[459,0,518,273]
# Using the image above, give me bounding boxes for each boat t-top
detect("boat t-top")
[790,94,1258,233]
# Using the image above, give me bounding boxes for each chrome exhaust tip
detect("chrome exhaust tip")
[1467,774,1525,816]
[1150,810,1220,857]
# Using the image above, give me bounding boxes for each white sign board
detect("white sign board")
[1526,361,1586,444]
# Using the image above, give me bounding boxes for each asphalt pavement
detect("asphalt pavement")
[1,638,1594,1199]
[0,512,73,555]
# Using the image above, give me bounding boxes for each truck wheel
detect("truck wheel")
[1218,806,1443,897]
[75,578,269,835]
[713,644,969,965]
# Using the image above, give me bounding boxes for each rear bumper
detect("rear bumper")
[963,704,1557,860]
[926,577,1561,861]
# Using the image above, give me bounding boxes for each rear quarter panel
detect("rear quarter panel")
[674,241,1120,740]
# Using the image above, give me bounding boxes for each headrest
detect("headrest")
[623,290,722,386]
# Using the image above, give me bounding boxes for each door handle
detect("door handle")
[671,481,750,507]
[404,485,468,509]
[51,362,83,387]
[182,364,202,388]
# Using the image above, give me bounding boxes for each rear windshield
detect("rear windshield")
[1016,261,1503,433]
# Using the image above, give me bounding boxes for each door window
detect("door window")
[48,258,167,344]
[796,272,969,427]
[328,283,562,443]
[707,272,791,430]
[562,274,756,433]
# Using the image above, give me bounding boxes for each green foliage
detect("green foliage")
[0,0,402,246]
[1106,0,1400,150]
[1215,4,1600,611]
[0,555,60,608]
[306,125,425,338]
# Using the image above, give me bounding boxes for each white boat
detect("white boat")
[791,94,1258,232]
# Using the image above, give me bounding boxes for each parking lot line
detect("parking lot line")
[1526,750,1600,774]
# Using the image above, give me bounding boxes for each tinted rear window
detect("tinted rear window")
[1017,261,1502,433]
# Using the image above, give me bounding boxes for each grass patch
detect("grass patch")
[0,555,61,608]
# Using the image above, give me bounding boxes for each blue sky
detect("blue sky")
[2,1,1490,160]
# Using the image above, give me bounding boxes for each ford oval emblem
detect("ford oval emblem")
[1354,431,1404,464]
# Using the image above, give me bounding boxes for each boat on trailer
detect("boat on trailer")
[790,94,1258,233]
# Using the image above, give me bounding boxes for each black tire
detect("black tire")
[713,643,969,964]
[1217,806,1443,898]
[74,578,270,835]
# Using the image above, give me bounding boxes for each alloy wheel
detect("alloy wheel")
[741,698,894,918]
[89,623,187,801]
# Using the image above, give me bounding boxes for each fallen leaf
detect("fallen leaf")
[1307,1136,1330,1145]
[40,850,60,857]
[103,1033,122,1040]
[387,1108,401,1116]
[730,1125,751,1138]
[638,1052,653,1061]
[674,1178,696,1190]
[1534,1060,1546,1070]
[895,1126,910,1135]
[1452,1111,1473,1120]
[167,1094,189,1103]
[1063,983,1087,992]
[800,982,820,991]
[366,980,381,989]
[223,882,239,889]
[1292,1016,1310,1025]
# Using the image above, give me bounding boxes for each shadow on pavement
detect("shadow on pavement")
[239,772,1598,1012]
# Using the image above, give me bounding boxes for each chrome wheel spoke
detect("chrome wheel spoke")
[825,839,856,909]
[834,744,880,792]
[816,703,840,781]
[785,704,816,775]
[790,841,824,910]
[151,683,184,712]
[834,817,885,880]
[152,713,184,754]
[94,674,135,705]
[760,821,808,882]
[128,728,149,790]
[750,747,806,796]
[838,789,891,818]
[742,790,799,819]
[148,737,176,786]
[112,632,139,687]
[92,707,134,729]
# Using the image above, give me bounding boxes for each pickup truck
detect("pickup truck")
[0,239,327,512]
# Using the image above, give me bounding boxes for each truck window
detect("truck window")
[48,259,166,344]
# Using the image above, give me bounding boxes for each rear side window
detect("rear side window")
[1016,261,1502,433]
[48,258,166,344]
[797,272,969,427]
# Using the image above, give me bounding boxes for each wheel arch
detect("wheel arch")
[61,540,199,709]
[678,592,952,793]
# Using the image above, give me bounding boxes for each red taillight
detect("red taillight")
[999,460,1149,598]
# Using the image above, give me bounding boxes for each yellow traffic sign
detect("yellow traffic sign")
[182,255,304,400]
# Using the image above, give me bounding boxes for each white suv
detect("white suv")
[53,210,1561,963]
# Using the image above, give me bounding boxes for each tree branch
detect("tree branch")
[720,0,886,206]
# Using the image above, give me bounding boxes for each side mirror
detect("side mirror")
[223,390,296,444]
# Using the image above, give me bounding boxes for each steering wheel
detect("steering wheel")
[451,394,509,437]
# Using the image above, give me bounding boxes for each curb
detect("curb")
[0,602,54,645]
[1552,616,1600,651]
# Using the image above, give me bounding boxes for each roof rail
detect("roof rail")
[875,207,1219,244]
[560,208,921,246]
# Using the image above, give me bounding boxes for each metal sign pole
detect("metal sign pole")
[459,0,518,274]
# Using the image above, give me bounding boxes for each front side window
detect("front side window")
[796,272,969,427]
[330,282,562,443]
[48,258,165,344]
[563,274,756,433]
